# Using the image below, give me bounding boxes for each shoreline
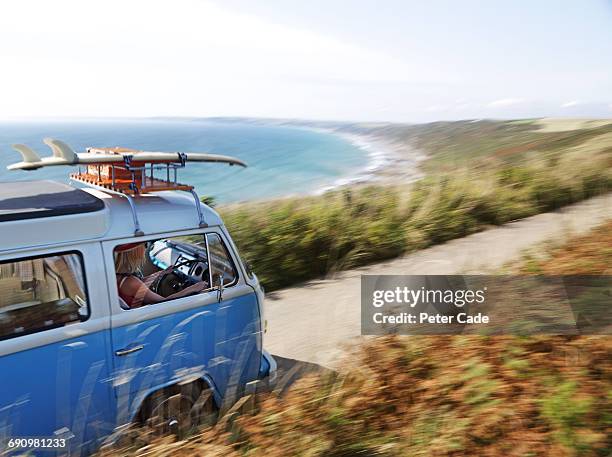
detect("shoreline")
[310,127,427,195]
[220,126,428,208]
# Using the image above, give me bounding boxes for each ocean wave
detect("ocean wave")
[313,132,395,195]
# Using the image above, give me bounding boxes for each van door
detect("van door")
[0,243,114,455]
[104,230,262,426]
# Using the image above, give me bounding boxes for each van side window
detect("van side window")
[0,252,88,341]
[114,236,211,309]
[113,233,238,310]
[206,233,238,287]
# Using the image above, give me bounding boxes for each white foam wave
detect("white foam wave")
[313,131,395,195]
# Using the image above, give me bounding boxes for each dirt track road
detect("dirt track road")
[264,194,612,368]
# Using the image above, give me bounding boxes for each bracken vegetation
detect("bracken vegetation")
[229,335,611,457]
[517,220,612,275]
[101,334,612,457]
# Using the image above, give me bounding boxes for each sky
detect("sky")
[0,0,611,122]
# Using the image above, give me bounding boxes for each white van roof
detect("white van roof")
[0,180,222,254]
[0,180,104,221]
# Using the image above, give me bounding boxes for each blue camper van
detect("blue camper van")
[0,140,276,455]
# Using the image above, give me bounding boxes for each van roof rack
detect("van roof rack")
[7,138,247,236]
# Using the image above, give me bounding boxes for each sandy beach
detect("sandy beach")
[312,128,427,194]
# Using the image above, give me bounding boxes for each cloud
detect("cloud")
[487,98,525,108]
[0,0,449,119]
[561,100,581,108]
[426,105,448,112]
[427,101,473,112]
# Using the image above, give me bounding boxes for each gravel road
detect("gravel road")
[264,194,612,368]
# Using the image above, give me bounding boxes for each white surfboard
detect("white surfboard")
[7,138,247,170]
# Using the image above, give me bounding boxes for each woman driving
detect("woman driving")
[115,242,207,309]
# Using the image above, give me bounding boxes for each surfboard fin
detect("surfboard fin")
[12,144,41,163]
[43,138,77,163]
[8,144,42,170]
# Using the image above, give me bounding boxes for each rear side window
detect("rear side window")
[206,233,238,287]
[0,252,89,341]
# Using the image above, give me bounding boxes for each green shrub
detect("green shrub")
[220,153,610,291]
[540,381,596,453]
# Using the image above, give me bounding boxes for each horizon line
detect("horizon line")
[1,115,611,126]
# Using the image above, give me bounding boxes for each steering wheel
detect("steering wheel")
[150,256,198,297]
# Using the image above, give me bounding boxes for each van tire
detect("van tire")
[141,382,217,438]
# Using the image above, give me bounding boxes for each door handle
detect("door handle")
[115,344,144,356]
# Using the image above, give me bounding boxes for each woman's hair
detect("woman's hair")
[114,244,146,274]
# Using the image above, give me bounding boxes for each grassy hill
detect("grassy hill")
[220,119,612,290]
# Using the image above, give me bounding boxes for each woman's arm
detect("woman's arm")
[165,281,208,300]
[120,276,166,308]
[120,276,207,308]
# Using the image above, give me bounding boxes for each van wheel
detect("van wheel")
[143,384,217,438]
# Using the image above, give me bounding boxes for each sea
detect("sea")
[0,119,372,203]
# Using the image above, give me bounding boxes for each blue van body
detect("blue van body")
[0,181,275,455]
[1,293,269,454]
